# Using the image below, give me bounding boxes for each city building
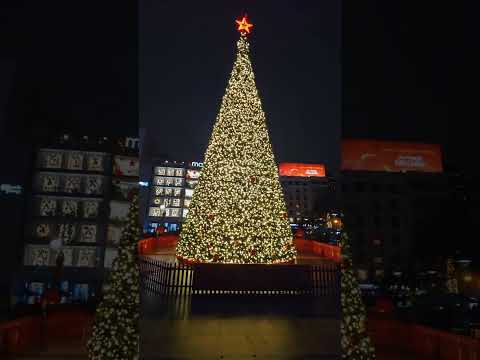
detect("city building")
[144,160,337,235]
[144,160,203,233]
[337,139,459,282]
[14,134,139,306]
[278,162,335,224]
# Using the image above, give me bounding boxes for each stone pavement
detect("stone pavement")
[141,292,341,360]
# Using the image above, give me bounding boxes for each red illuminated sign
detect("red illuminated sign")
[278,163,326,177]
[341,140,443,173]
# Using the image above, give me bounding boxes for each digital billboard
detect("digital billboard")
[341,140,443,173]
[278,163,326,177]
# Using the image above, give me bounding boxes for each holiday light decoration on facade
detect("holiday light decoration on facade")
[176,16,296,264]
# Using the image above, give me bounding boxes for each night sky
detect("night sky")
[140,0,340,175]
[1,1,479,176]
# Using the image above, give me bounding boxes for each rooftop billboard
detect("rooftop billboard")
[341,140,443,173]
[278,163,326,177]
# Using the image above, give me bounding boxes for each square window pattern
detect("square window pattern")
[165,178,173,186]
[42,175,60,192]
[155,167,166,176]
[154,177,165,186]
[83,200,99,218]
[155,186,164,196]
[35,223,51,239]
[174,178,183,186]
[43,151,63,169]
[174,188,182,197]
[27,245,51,266]
[165,188,173,196]
[175,168,184,177]
[64,176,82,193]
[39,198,57,216]
[170,208,180,217]
[62,199,78,217]
[166,168,175,176]
[80,224,97,243]
[172,198,181,207]
[87,154,104,171]
[149,207,164,217]
[67,152,84,170]
[59,223,76,243]
[50,247,74,267]
[76,247,96,267]
[85,176,102,195]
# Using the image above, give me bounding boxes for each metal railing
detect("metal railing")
[139,256,340,297]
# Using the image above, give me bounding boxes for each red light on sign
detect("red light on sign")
[278,163,326,177]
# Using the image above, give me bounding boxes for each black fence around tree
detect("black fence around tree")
[139,256,340,297]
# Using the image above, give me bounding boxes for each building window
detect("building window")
[392,216,400,228]
[357,215,364,227]
[390,198,398,210]
[355,182,365,192]
[392,235,400,247]
[388,184,399,194]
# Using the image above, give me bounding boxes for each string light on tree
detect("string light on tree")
[176,16,296,264]
[340,222,376,359]
[87,195,141,360]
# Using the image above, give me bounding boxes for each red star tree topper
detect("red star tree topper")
[236,16,253,34]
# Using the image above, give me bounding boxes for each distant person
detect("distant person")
[155,225,167,238]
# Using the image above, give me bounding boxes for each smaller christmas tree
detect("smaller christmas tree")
[87,195,141,360]
[340,229,376,360]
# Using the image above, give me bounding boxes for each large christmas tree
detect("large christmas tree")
[176,17,296,264]
[87,195,140,360]
[340,229,376,359]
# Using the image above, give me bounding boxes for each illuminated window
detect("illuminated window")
[172,198,181,207]
[174,168,184,177]
[174,188,182,197]
[154,177,165,186]
[155,186,164,196]
[185,189,194,198]
[155,167,166,176]
[170,208,180,217]
[164,188,173,196]
[153,198,162,205]
[148,207,163,217]
[163,198,171,206]
[174,177,183,187]
[165,178,173,186]
[166,168,175,176]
